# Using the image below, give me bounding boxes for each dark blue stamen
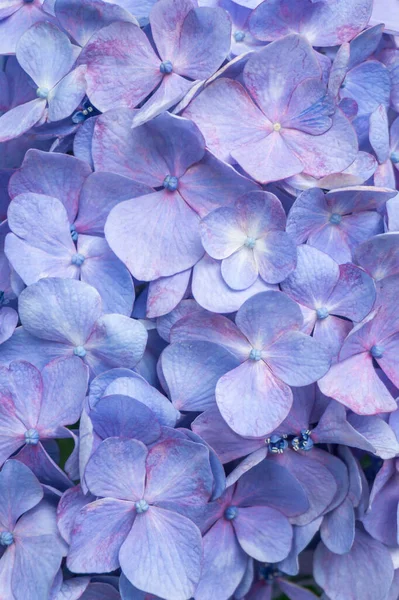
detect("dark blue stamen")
[370,344,384,359]
[135,499,149,513]
[234,31,246,42]
[224,506,238,521]
[70,224,78,242]
[292,429,313,452]
[329,213,342,225]
[160,61,173,74]
[391,152,399,164]
[0,532,14,546]
[267,434,288,454]
[316,307,329,320]
[74,346,87,358]
[163,175,179,191]
[24,429,40,446]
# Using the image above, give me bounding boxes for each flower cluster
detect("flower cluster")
[0,0,398,599]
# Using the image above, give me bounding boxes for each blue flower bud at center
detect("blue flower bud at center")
[160,60,173,74]
[74,346,87,358]
[71,253,85,266]
[329,213,342,225]
[370,344,384,359]
[267,434,288,454]
[391,152,399,164]
[135,499,149,514]
[316,307,329,320]
[244,236,256,249]
[36,87,49,99]
[163,175,179,191]
[292,429,313,452]
[224,506,238,521]
[249,348,262,361]
[0,531,14,546]
[234,30,246,42]
[24,428,40,445]
[70,224,78,241]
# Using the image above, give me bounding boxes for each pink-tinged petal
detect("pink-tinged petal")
[14,442,73,491]
[52,576,90,600]
[55,0,137,47]
[249,0,373,47]
[314,530,394,600]
[192,254,275,314]
[0,543,14,599]
[271,450,337,526]
[0,329,73,370]
[282,78,334,135]
[184,78,272,164]
[57,485,94,544]
[216,360,293,437]
[173,6,231,79]
[328,43,350,98]
[85,314,147,376]
[16,22,79,89]
[243,34,320,122]
[0,460,42,530]
[281,245,339,309]
[156,299,205,342]
[318,352,397,415]
[0,0,21,19]
[79,22,161,112]
[6,193,76,284]
[192,406,263,463]
[265,330,331,385]
[0,98,46,142]
[7,360,43,428]
[200,206,246,259]
[234,506,292,562]
[19,278,102,345]
[85,438,147,500]
[286,187,330,244]
[376,333,399,388]
[342,60,391,117]
[195,519,247,600]
[327,263,376,322]
[375,160,397,189]
[363,468,399,546]
[76,172,152,236]
[340,212,384,255]
[150,0,196,62]
[145,438,213,508]
[222,247,259,290]
[348,24,384,70]
[47,65,87,122]
[73,116,96,169]
[147,270,191,319]
[9,149,91,222]
[369,104,390,164]
[78,235,134,316]
[161,340,240,412]
[38,356,88,434]
[354,233,399,281]
[255,231,297,285]
[170,311,250,361]
[348,413,399,460]
[283,110,358,178]
[0,3,57,55]
[180,151,259,218]
[105,190,204,281]
[120,506,202,600]
[313,315,352,362]
[370,0,399,34]
[0,395,25,465]
[236,290,303,349]
[320,497,355,554]
[67,498,135,573]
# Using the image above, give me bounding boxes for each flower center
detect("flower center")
[244,236,256,249]
[24,428,40,445]
[249,348,262,361]
[391,152,399,164]
[234,30,246,42]
[163,175,179,191]
[71,253,85,266]
[259,564,282,583]
[224,506,238,521]
[73,346,87,358]
[370,344,384,359]
[273,122,282,132]
[36,87,49,99]
[329,213,342,225]
[135,499,149,514]
[0,531,14,546]
[160,61,173,74]
[292,429,313,452]
[316,307,329,320]
[267,434,288,454]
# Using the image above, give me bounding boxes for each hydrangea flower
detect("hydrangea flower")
[199,190,297,289]
[369,106,399,188]
[0,23,87,141]
[67,437,214,600]
[0,356,87,488]
[78,0,231,117]
[354,233,399,281]
[248,0,373,47]
[0,460,66,600]
[167,290,331,436]
[102,111,256,280]
[0,278,148,377]
[286,186,395,263]
[0,0,55,54]
[184,34,358,183]
[281,244,376,358]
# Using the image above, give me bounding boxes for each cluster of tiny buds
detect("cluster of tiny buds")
[266,429,313,454]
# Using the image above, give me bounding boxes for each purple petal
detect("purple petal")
[0,460,42,530]
[147,270,191,319]
[14,442,73,491]
[354,233,399,281]
[234,506,292,562]
[320,497,355,554]
[47,65,87,122]
[0,99,46,142]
